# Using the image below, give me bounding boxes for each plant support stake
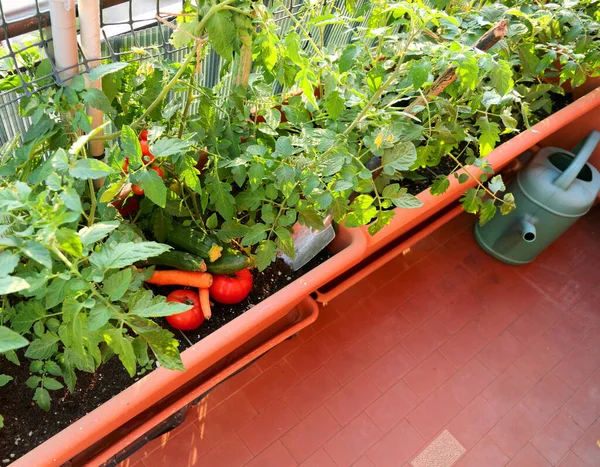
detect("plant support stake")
[48,0,78,82]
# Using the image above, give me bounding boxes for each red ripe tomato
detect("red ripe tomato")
[209,268,253,304]
[166,290,204,330]
[122,157,129,173]
[140,139,152,156]
[111,195,139,217]
[151,165,164,178]
[139,129,148,141]
[132,183,144,196]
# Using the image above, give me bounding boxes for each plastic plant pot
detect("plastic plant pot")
[320,88,600,302]
[11,226,365,467]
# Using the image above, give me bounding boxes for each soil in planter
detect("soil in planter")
[0,249,331,464]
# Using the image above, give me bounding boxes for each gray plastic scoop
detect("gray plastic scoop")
[279,214,335,271]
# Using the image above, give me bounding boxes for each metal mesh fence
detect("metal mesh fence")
[0,0,366,145]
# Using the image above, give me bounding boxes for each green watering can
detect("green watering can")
[475,130,600,265]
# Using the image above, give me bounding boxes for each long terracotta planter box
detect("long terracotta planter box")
[13,224,366,466]
[316,87,600,303]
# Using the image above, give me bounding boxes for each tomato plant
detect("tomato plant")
[165,290,204,330]
[210,269,253,304]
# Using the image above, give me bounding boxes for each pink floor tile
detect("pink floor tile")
[447,395,503,449]
[325,374,381,426]
[531,410,585,465]
[478,331,527,376]
[365,380,420,433]
[488,403,546,458]
[482,365,536,414]
[402,318,454,362]
[299,448,337,467]
[507,444,552,467]
[571,419,600,466]
[245,441,297,467]
[366,420,425,467]
[283,367,341,419]
[242,360,301,412]
[558,452,587,467]
[443,357,496,407]
[324,413,382,467]
[406,388,462,441]
[403,351,456,400]
[521,374,573,424]
[455,436,509,467]
[439,322,489,369]
[364,342,417,392]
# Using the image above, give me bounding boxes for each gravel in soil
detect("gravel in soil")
[0,250,331,464]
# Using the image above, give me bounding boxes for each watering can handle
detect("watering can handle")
[554,130,600,190]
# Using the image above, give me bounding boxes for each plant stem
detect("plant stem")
[87,179,97,227]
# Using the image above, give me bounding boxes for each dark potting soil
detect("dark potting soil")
[0,249,332,464]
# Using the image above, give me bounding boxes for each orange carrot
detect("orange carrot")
[199,288,211,320]
[145,270,213,288]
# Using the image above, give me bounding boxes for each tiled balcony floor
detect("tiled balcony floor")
[121,207,600,467]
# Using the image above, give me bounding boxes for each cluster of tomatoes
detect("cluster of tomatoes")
[165,269,254,331]
[112,130,165,217]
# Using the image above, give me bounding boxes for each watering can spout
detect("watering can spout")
[520,218,536,243]
[553,130,600,190]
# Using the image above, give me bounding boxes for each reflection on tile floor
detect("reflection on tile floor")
[120,207,600,467]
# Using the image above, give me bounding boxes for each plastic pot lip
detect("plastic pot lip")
[340,87,600,254]
[12,228,367,467]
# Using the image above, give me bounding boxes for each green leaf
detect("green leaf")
[60,188,83,212]
[339,44,359,73]
[241,223,268,246]
[82,87,113,114]
[29,360,44,374]
[0,326,29,353]
[458,173,469,184]
[69,159,113,179]
[206,10,235,61]
[132,301,191,318]
[479,199,497,226]
[460,188,481,214]
[248,164,265,191]
[275,227,295,258]
[56,228,83,257]
[298,209,325,230]
[367,211,395,236]
[488,175,505,194]
[34,387,51,411]
[0,375,13,387]
[120,125,143,168]
[117,336,137,377]
[476,116,500,157]
[100,180,125,203]
[135,325,184,371]
[325,91,345,119]
[88,62,129,82]
[42,377,64,391]
[45,278,68,309]
[152,209,173,243]
[22,240,52,269]
[490,60,514,96]
[344,195,377,228]
[501,192,516,215]
[45,361,62,377]
[88,305,112,331]
[25,335,60,359]
[208,181,235,220]
[331,180,353,192]
[456,55,478,90]
[0,251,19,278]
[409,62,429,90]
[206,213,218,230]
[255,240,277,271]
[103,268,132,301]
[170,19,199,48]
[26,376,42,389]
[389,188,423,209]
[265,108,281,129]
[382,142,417,171]
[151,138,194,160]
[78,221,119,246]
[140,169,167,208]
[90,241,171,270]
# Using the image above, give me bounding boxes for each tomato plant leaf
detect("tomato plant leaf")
[56,228,83,257]
[69,159,113,179]
[208,180,235,220]
[382,142,417,171]
[325,90,345,119]
[501,192,516,215]
[0,251,19,278]
[255,240,277,271]
[132,301,191,318]
[88,305,112,331]
[0,375,13,387]
[140,169,167,208]
[0,326,29,353]
[460,188,481,214]
[90,241,171,270]
[89,62,129,83]
[275,227,295,258]
[82,88,113,114]
[103,268,133,301]
[78,221,119,246]
[344,195,378,228]
[42,377,64,391]
[479,199,497,226]
[60,188,83,212]
[241,223,269,246]
[367,210,395,236]
[120,125,143,168]
[476,116,500,157]
[22,240,52,269]
[34,387,51,411]
[206,10,235,61]
[151,138,194,160]
[25,335,59,359]
[490,60,514,96]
